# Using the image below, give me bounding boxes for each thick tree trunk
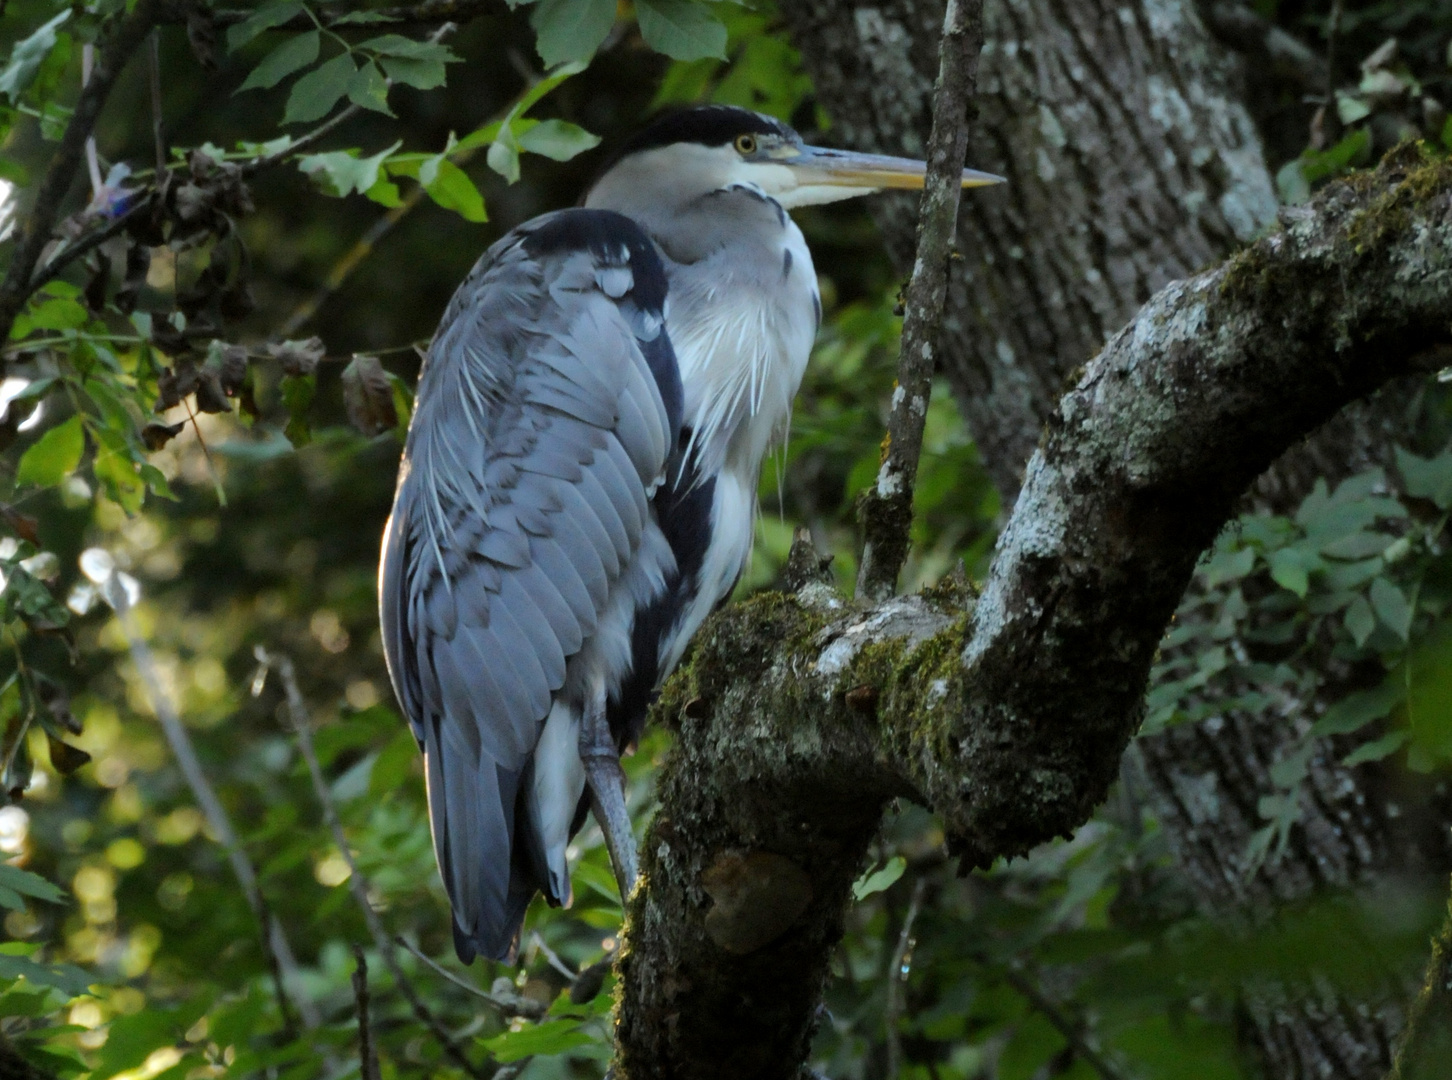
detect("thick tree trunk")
[785,0,1276,500]
[781,3,1447,1078]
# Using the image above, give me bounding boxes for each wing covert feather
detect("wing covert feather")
[379,209,679,960]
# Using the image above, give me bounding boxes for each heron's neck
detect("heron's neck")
[653,190,819,486]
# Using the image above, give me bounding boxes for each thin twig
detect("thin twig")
[26,200,150,295]
[207,0,496,33]
[0,0,163,351]
[529,931,579,983]
[1000,965,1127,1080]
[1324,0,1345,110]
[255,647,490,1080]
[277,184,428,338]
[855,0,987,601]
[99,573,319,1033]
[149,30,167,180]
[397,935,548,1019]
[884,877,927,1080]
[352,945,382,1080]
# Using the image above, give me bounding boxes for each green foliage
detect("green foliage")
[0,3,1447,1079]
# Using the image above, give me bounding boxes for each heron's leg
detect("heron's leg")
[578,683,638,901]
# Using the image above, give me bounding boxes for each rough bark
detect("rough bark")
[782,4,1449,1077]
[784,0,1277,501]
[613,149,1452,1078]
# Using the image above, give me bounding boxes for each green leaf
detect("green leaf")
[348,60,393,114]
[368,728,418,799]
[851,855,905,901]
[1344,593,1377,647]
[487,139,521,184]
[0,947,92,996]
[1369,577,1413,641]
[0,10,70,103]
[1201,544,1255,588]
[1311,681,1403,738]
[421,158,487,221]
[298,140,402,197]
[280,374,315,447]
[331,11,399,25]
[531,0,616,67]
[378,55,448,90]
[0,866,66,908]
[1267,548,1309,597]
[13,293,87,337]
[364,173,402,207]
[636,0,729,61]
[16,415,83,488]
[226,1,305,51]
[282,53,357,126]
[91,426,145,514]
[1341,729,1408,767]
[518,119,601,161]
[236,31,320,92]
[357,35,459,63]
[482,1018,596,1063]
[997,1012,1066,1080]
[0,157,29,186]
[1395,447,1452,508]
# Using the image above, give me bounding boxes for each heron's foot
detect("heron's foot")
[578,691,639,902]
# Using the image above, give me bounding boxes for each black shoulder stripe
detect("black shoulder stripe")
[521,209,668,314]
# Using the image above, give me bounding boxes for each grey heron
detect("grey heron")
[379,105,1002,963]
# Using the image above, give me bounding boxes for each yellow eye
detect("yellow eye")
[734,134,758,155]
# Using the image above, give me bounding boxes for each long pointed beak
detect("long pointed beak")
[784,143,1005,193]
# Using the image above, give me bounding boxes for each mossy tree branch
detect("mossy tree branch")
[612,145,1452,1078]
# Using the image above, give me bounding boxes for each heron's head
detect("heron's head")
[585,105,1003,213]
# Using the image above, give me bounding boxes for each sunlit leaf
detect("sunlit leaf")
[299,140,403,197]
[0,10,70,103]
[16,415,83,488]
[482,1018,596,1063]
[518,119,601,161]
[851,856,905,901]
[420,159,487,221]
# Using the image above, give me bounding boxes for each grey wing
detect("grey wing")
[379,223,674,961]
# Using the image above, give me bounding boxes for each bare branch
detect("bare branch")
[207,0,495,33]
[352,945,382,1080]
[100,576,319,1033]
[1000,965,1127,1080]
[0,0,164,348]
[884,877,927,1080]
[254,647,491,1080]
[856,0,986,601]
